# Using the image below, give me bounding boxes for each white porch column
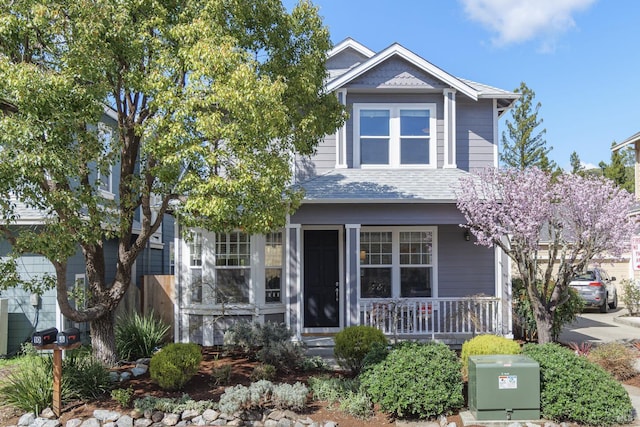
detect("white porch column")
[443,89,457,168]
[286,224,302,341]
[336,89,348,169]
[345,224,361,327]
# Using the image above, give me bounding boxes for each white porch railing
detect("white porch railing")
[359,297,502,340]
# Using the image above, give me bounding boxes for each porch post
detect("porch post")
[286,224,302,341]
[345,224,361,327]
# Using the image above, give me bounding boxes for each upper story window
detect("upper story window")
[97,123,114,195]
[354,103,436,168]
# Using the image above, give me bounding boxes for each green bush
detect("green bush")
[308,376,360,404]
[360,342,463,419]
[0,355,53,414]
[361,341,389,371]
[512,278,584,342]
[620,279,640,315]
[338,391,374,419]
[63,348,112,400]
[111,387,134,408]
[333,325,388,374]
[149,343,202,390]
[460,334,521,378]
[211,363,232,386]
[523,343,633,426]
[115,311,170,361]
[223,321,306,372]
[250,363,276,382]
[587,342,638,381]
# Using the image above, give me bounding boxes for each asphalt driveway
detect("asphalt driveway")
[558,306,640,345]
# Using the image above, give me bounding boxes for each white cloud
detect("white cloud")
[460,0,596,50]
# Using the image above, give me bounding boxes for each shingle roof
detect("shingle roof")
[297,168,470,203]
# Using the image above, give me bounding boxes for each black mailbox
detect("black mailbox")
[56,327,81,347]
[32,327,59,347]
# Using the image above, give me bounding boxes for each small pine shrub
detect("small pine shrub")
[272,382,308,411]
[0,355,53,414]
[111,387,134,408]
[149,343,202,390]
[211,363,232,386]
[460,334,521,378]
[333,325,388,374]
[250,364,276,382]
[523,343,633,426]
[115,311,170,361]
[360,342,463,419]
[587,342,638,381]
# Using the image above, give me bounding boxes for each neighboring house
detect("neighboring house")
[0,108,174,355]
[174,38,519,346]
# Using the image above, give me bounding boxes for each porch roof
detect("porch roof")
[297,168,470,203]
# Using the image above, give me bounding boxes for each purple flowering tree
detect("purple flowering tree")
[457,168,636,343]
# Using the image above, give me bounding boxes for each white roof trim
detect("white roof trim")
[327,38,375,60]
[612,131,640,152]
[302,198,458,204]
[326,43,478,100]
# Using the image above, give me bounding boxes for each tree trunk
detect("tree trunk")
[533,304,554,344]
[90,311,117,366]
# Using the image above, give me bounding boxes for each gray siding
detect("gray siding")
[456,97,496,171]
[326,47,370,80]
[296,133,336,181]
[346,57,448,90]
[437,224,495,297]
[291,203,465,226]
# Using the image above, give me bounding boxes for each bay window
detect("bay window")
[360,228,435,299]
[354,103,436,168]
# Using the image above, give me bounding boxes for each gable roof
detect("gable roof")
[612,131,640,152]
[298,168,470,203]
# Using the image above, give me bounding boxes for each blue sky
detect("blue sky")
[286,0,640,170]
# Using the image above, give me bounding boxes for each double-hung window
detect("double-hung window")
[215,231,250,303]
[354,103,436,168]
[360,228,436,299]
[188,231,203,303]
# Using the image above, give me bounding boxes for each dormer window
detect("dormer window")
[354,103,436,168]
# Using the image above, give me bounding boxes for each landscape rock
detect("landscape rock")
[65,419,83,427]
[18,412,35,426]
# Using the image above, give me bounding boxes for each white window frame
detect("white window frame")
[264,231,284,304]
[214,231,251,304]
[97,123,114,198]
[358,226,438,299]
[353,103,437,168]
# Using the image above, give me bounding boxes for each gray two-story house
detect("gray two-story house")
[175,39,519,345]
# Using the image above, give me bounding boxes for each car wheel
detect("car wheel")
[609,292,618,309]
[600,297,609,313]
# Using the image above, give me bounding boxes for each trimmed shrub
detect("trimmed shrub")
[149,343,202,390]
[218,380,308,413]
[361,341,389,371]
[460,334,521,378]
[272,382,308,411]
[523,343,633,426]
[334,325,388,374]
[621,279,640,315]
[587,342,638,381]
[360,342,463,419]
[115,311,170,361]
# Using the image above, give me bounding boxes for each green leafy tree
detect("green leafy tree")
[0,0,345,365]
[501,82,556,171]
[600,142,634,193]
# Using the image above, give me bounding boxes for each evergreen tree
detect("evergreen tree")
[501,82,554,171]
[601,142,634,193]
[570,151,585,175]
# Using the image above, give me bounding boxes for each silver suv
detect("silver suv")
[569,268,618,313]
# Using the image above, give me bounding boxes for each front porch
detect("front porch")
[304,296,507,347]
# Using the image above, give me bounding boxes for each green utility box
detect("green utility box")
[468,354,540,421]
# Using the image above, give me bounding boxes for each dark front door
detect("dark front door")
[304,229,340,328]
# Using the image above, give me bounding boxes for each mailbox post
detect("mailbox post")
[32,328,81,418]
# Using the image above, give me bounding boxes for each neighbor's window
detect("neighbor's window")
[265,231,283,303]
[215,231,250,303]
[355,103,435,167]
[360,228,435,298]
[97,123,113,194]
